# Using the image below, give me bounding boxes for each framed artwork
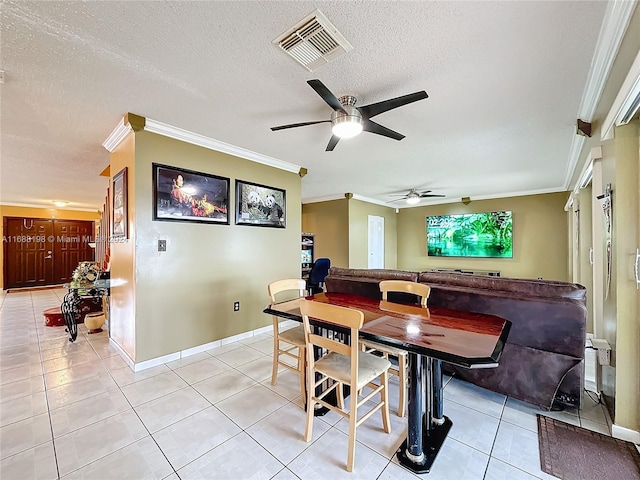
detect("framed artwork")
[112,167,128,238]
[235,180,286,228]
[153,163,230,224]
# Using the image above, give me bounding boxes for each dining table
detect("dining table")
[264,291,511,474]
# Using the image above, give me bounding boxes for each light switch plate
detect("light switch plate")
[158,240,167,252]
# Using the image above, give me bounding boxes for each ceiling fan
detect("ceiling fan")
[387,188,445,205]
[270,79,428,151]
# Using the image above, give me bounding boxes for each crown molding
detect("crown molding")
[102,117,133,152]
[565,0,637,188]
[351,193,390,207]
[602,47,640,141]
[578,0,637,120]
[144,118,301,174]
[563,135,587,189]
[302,194,347,204]
[302,186,566,208]
[0,201,99,212]
[399,186,568,209]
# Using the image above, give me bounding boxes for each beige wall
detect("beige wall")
[348,199,398,269]
[396,192,569,280]
[611,121,639,432]
[109,132,137,360]
[128,131,301,362]
[0,205,100,289]
[599,150,617,363]
[578,186,594,333]
[302,199,349,268]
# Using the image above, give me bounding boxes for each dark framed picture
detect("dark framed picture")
[153,163,230,224]
[235,180,286,228]
[112,167,128,238]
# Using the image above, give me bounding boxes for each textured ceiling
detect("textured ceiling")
[0,1,609,210]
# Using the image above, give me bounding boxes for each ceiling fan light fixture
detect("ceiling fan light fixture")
[332,117,362,138]
[406,194,420,205]
[331,103,363,138]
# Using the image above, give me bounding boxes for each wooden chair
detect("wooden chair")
[359,280,431,417]
[299,299,391,472]
[268,279,308,404]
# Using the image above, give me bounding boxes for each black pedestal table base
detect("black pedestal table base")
[397,416,452,473]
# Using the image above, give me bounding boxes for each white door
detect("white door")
[368,215,384,269]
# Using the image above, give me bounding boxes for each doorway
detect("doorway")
[368,215,385,269]
[3,217,95,289]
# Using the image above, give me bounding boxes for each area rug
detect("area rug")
[537,414,640,480]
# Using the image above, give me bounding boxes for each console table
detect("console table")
[60,279,110,342]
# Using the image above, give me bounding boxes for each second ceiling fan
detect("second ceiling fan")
[388,188,445,204]
[271,79,428,151]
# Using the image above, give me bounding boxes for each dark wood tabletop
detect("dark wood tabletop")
[264,292,511,369]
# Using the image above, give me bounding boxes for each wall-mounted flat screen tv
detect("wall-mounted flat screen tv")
[427,211,513,258]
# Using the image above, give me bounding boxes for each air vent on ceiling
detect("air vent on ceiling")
[274,9,352,72]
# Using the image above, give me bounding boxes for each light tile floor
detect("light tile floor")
[0,288,612,479]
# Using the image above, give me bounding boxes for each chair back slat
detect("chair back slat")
[299,299,364,374]
[299,299,363,330]
[379,280,431,306]
[268,278,306,303]
[308,333,351,357]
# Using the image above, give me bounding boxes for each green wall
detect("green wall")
[132,131,301,362]
[397,192,569,280]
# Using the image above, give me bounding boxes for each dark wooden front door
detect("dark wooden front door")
[3,217,95,289]
[53,220,95,285]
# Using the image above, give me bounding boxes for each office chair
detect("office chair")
[307,258,330,294]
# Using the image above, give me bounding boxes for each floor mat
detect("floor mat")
[537,414,640,480]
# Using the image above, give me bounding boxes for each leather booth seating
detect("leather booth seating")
[324,267,587,410]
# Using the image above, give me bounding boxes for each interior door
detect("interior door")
[3,218,55,288]
[368,215,384,269]
[53,220,95,284]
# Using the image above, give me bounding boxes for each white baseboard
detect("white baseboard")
[254,325,272,336]
[221,331,253,345]
[133,351,180,372]
[182,340,221,357]
[111,323,274,372]
[612,424,640,444]
[109,339,135,370]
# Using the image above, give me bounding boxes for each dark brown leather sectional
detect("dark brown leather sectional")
[324,267,587,410]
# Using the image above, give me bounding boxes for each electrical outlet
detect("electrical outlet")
[158,240,167,252]
[233,301,240,312]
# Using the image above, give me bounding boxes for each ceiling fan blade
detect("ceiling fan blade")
[362,119,405,140]
[326,135,340,151]
[417,190,433,195]
[419,194,446,198]
[271,120,330,131]
[386,198,408,203]
[308,80,347,114]
[358,91,428,119]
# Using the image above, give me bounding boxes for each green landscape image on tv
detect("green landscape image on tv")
[427,211,513,258]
